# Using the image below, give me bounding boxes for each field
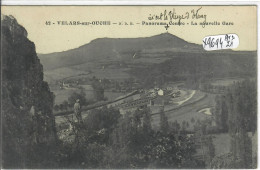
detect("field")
[52,84,125,105]
[86,68,131,80]
[44,61,133,87]
[211,77,245,86]
[44,67,90,83]
[51,85,94,105]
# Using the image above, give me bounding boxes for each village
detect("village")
[111,86,183,115]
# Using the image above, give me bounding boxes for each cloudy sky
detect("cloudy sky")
[2,6,257,54]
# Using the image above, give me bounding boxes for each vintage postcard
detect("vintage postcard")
[1,6,257,169]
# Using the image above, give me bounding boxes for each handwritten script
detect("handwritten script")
[147,7,207,23]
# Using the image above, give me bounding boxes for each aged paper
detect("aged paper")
[1,6,257,169]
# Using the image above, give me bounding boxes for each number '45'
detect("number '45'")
[45,21,51,25]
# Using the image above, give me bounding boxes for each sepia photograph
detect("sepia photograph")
[1,5,257,169]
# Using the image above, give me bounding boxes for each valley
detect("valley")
[39,33,257,164]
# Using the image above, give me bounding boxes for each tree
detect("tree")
[181,121,187,132]
[142,108,152,134]
[193,119,216,167]
[211,153,239,168]
[214,95,222,129]
[54,104,59,111]
[62,100,69,110]
[186,121,190,128]
[91,78,105,101]
[171,120,180,133]
[225,81,254,168]
[83,106,121,145]
[144,132,198,168]
[220,96,228,131]
[68,89,87,106]
[205,135,215,167]
[59,103,64,111]
[214,95,228,132]
[159,107,169,134]
[191,117,195,123]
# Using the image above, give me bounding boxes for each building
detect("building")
[118,96,155,115]
[158,89,164,96]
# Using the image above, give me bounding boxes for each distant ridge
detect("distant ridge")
[38,33,203,70]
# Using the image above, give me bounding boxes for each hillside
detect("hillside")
[131,51,257,88]
[39,32,256,87]
[39,33,203,70]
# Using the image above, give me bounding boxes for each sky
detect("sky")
[2,6,257,54]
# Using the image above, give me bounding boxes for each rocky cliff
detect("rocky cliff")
[2,15,57,168]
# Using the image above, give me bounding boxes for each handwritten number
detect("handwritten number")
[225,34,235,48]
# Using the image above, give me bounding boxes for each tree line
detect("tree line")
[211,79,257,168]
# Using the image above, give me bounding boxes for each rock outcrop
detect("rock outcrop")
[2,15,57,168]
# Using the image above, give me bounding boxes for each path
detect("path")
[175,90,196,106]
